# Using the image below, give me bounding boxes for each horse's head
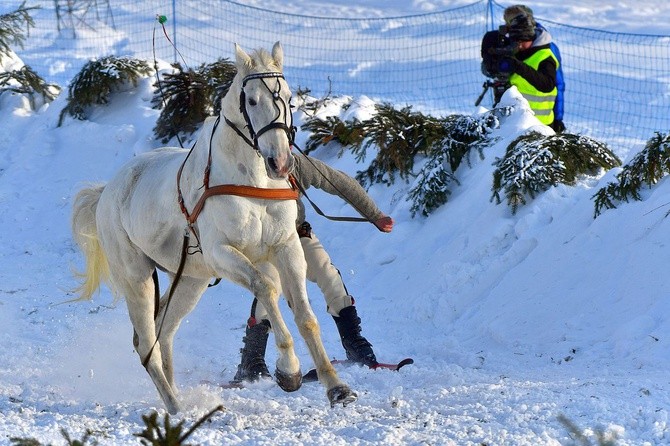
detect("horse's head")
[233,42,295,180]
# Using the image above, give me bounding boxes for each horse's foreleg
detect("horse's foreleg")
[272,240,357,406]
[155,275,210,389]
[208,245,301,390]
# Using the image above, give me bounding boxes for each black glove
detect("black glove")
[551,119,566,133]
[498,57,519,74]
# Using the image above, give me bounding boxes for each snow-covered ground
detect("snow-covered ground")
[1,1,670,445]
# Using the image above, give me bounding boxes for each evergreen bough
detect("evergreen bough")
[593,132,670,218]
[294,83,339,125]
[408,113,495,217]
[10,406,223,446]
[300,100,496,216]
[58,56,152,126]
[302,114,364,154]
[303,103,461,187]
[492,132,621,215]
[299,95,621,218]
[151,59,236,143]
[407,148,459,217]
[0,65,59,109]
[301,102,430,186]
[558,414,619,446]
[352,103,438,187]
[0,2,37,62]
[135,405,223,446]
[11,427,98,445]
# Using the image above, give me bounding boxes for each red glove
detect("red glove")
[374,215,394,233]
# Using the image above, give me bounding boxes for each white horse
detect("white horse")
[71,42,357,414]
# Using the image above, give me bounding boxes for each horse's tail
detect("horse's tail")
[71,184,110,300]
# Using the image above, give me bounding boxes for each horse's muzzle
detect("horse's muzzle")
[266,154,294,179]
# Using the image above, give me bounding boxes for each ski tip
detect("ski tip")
[371,357,414,371]
[303,357,414,379]
[395,358,414,372]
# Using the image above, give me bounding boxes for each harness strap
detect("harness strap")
[142,230,190,369]
[187,183,299,225]
[292,178,369,223]
[224,116,256,150]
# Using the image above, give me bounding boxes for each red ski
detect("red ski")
[302,357,414,382]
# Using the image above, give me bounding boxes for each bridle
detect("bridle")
[225,71,296,154]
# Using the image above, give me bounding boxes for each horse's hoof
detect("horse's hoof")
[166,400,180,415]
[327,385,358,407]
[275,369,302,392]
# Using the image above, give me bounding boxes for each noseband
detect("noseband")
[224,71,296,152]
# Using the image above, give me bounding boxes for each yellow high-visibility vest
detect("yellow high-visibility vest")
[510,48,559,125]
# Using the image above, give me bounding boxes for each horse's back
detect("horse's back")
[101,147,185,216]
[96,147,189,271]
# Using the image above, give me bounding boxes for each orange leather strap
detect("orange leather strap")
[187,182,299,225]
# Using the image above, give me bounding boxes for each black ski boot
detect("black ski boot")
[233,319,272,382]
[333,305,378,367]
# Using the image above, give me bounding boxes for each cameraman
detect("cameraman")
[480,11,559,130]
[504,5,565,133]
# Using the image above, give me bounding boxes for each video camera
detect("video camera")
[481,26,519,81]
[475,26,519,106]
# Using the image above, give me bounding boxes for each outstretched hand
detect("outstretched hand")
[374,215,394,233]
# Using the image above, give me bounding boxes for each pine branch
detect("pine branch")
[592,132,670,218]
[406,112,495,216]
[492,132,620,215]
[0,2,38,62]
[152,59,236,143]
[0,65,60,109]
[135,405,224,446]
[353,103,452,187]
[301,114,364,155]
[58,56,152,126]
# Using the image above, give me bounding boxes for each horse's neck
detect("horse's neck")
[187,115,272,188]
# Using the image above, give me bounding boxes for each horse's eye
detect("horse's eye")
[248,98,257,106]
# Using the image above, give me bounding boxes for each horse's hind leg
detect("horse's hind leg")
[109,258,181,414]
[154,275,210,388]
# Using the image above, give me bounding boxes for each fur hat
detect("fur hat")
[504,5,536,26]
[507,13,536,42]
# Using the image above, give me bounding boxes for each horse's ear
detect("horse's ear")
[235,43,253,71]
[271,41,283,70]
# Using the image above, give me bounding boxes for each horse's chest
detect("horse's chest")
[204,200,295,255]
